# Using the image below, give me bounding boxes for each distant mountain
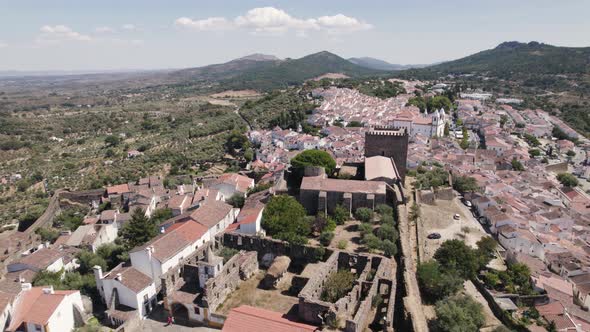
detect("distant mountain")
[398,41,590,78]
[221,51,382,91]
[168,53,281,82]
[171,51,382,91]
[348,57,429,71]
[236,53,280,62]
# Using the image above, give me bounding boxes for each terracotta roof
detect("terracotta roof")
[300,176,386,194]
[14,248,64,271]
[107,183,130,195]
[7,287,78,330]
[190,200,233,229]
[104,264,152,293]
[222,305,317,332]
[132,220,207,262]
[215,173,254,193]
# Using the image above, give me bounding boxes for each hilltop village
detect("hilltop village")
[1,78,590,332]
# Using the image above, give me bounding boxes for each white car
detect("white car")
[464,200,472,207]
[453,214,460,220]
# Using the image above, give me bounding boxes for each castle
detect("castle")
[299,126,408,215]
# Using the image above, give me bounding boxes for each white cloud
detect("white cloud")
[174,17,231,31]
[37,25,92,43]
[235,7,318,34]
[0,42,7,48]
[316,14,373,33]
[174,7,372,36]
[95,26,116,33]
[122,24,137,31]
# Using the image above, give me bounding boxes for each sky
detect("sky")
[1,0,589,71]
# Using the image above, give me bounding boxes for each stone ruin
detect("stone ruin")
[298,251,396,332]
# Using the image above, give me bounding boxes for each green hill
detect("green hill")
[398,41,590,79]
[168,51,381,91]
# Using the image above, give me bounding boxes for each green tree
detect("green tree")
[227,193,245,208]
[476,236,497,269]
[104,135,121,147]
[557,173,579,187]
[529,149,541,157]
[321,270,356,303]
[291,150,336,175]
[76,250,107,275]
[377,224,398,242]
[381,240,397,257]
[95,243,128,270]
[434,295,485,332]
[120,208,159,249]
[417,261,463,301]
[150,208,173,225]
[511,158,525,171]
[434,240,480,279]
[262,195,310,244]
[444,122,450,136]
[452,175,479,193]
[427,96,452,112]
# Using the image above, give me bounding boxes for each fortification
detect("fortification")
[365,127,409,181]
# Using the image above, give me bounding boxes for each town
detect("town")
[0,74,589,332]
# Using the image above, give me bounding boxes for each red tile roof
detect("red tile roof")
[7,287,78,330]
[106,183,130,195]
[222,305,317,332]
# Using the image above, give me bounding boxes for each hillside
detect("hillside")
[172,51,382,91]
[348,57,429,71]
[167,54,281,82]
[398,41,590,79]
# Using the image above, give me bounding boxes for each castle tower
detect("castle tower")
[365,126,409,181]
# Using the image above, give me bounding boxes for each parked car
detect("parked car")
[464,200,472,207]
[427,233,441,239]
[453,214,460,220]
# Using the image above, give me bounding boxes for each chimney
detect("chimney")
[21,283,32,291]
[93,265,103,280]
[42,286,54,294]
[115,273,122,281]
[160,226,165,234]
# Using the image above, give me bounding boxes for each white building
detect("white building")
[129,220,210,288]
[6,285,85,332]
[392,108,447,138]
[93,263,157,320]
[188,200,239,239]
[209,173,255,199]
[65,223,118,253]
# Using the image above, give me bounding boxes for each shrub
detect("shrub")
[262,195,310,245]
[557,172,579,187]
[291,150,336,175]
[337,240,347,250]
[319,231,335,246]
[417,261,463,301]
[381,240,397,257]
[354,208,373,223]
[332,205,349,225]
[321,270,356,303]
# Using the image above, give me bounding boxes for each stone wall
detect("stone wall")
[299,187,388,216]
[298,251,396,329]
[59,189,105,205]
[545,162,568,173]
[204,251,258,311]
[220,233,330,266]
[417,187,454,205]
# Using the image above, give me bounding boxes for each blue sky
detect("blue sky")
[1,0,589,71]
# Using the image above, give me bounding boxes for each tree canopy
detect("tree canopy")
[291,150,336,175]
[557,173,579,187]
[434,295,485,332]
[120,207,159,249]
[262,195,310,244]
[434,240,480,279]
[417,260,463,302]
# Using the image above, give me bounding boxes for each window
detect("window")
[194,307,200,315]
[35,324,42,332]
[216,224,220,230]
[144,294,149,301]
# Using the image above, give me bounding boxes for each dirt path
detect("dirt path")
[463,280,502,330]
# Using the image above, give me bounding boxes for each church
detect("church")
[391,107,447,138]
